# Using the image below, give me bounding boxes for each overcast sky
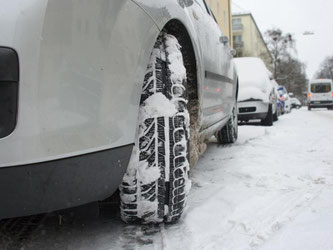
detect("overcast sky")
[232,0,333,79]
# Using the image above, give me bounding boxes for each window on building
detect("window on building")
[233,35,243,48]
[232,18,241,26]
[233,35,242,42]
[232,18,243,31]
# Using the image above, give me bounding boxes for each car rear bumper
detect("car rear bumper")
[238,112,267,121]
[309,100,333,108]
[0,144,132,220]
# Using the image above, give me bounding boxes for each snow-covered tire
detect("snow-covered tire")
[119,32,190,224]
[262,104,273,126]
[216,106,238,144]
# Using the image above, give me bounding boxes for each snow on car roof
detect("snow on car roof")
[234,57,272,102]
[233,57,270,87]
[310,78,333,84]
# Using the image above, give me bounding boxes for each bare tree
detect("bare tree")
[265,29,293,79]
[316,56,333,80]
[265,28,307,99]
[277,58,307,99]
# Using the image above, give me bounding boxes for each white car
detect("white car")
[307,79,333,110]
[0,0,238,223]
[234,57,276,126]
[290,97,302,109]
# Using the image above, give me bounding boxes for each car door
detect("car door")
[191,0,233,130]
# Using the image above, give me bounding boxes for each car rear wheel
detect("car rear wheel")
[216,106,238,144]
[262,104,273,126]
[119,32,191,224]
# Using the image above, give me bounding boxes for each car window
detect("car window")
[310,83,331,93]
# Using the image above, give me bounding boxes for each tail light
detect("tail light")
[0,47,19,138]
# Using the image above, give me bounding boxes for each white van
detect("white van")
[307,79,333,110]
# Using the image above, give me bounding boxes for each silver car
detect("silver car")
[0,0,238,223]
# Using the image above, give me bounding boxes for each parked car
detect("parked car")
[290,97,302,109]
[278,86,291,114]
[0,0,238,224]
[271,79,283,117]
[234,57,277,126]
[307,79,333,110]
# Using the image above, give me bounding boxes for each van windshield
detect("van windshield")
[310,83,331,93]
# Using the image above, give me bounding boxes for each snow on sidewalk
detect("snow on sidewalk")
[24,108,333,250]
[162,108,333,250]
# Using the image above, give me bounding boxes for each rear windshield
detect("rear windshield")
[310,83,331,93]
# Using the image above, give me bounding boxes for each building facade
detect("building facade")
[232,12,273,70]
[208,0,232,46]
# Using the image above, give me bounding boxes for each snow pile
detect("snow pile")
[165,35,187,92]
[141,93,178,118]
[234,57,272,102]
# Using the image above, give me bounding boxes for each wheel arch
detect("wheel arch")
[163,19,199,114]
[162,19,202,168]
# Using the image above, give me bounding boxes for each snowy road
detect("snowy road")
[3,108,333,250]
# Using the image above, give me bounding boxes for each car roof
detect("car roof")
[310,79,333,84]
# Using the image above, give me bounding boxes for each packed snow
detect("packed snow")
[8,108,333,250]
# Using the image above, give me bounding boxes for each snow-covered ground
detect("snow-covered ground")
[21,108,333,249]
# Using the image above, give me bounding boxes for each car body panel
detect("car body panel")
[133,0,237,133]
[0,144,132,220]
[0,0,158,167]
[238,101,269,121]
[0,0,237,218]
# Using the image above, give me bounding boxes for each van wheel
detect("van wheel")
[119,32,191,224]
[216,106,238,144]
[262,104,273,126]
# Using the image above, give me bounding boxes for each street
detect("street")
[2,108,333,250]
